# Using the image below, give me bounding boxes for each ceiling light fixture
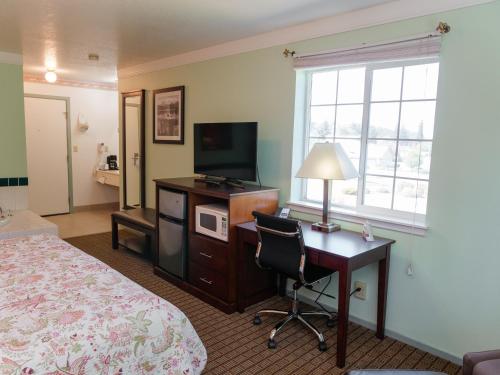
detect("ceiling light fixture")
[45,69,57,83]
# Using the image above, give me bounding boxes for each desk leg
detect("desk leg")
[112,219,118,250]
[336,265,352,368]
[376,245,390,339]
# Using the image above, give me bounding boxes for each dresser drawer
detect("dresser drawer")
[189,261,227,300]
[189,234,228,272]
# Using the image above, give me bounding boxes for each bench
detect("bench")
[111,208,156,254]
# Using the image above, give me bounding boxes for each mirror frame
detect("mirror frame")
[121,90,146,209]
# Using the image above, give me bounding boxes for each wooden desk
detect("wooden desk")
[236,220,395,368]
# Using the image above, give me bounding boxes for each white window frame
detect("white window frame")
[294,57,439,232]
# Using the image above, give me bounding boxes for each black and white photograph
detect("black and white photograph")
[153,85,185,144]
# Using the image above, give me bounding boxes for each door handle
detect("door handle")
[199,251,212,259]
[132,152,140,166]
[200,277,213,285]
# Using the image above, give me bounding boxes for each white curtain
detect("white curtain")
[293,36,441,69]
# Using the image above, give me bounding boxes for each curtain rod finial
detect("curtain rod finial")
[436,22,451,34]
[283,49,296,58]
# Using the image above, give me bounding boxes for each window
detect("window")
[301,58,439,220]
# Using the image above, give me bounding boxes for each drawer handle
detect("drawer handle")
[199,251,213,259]
[200,277,213,285]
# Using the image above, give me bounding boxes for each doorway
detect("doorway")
[122,90,145,209]
[24,94,73,216]
[125,98,141,207]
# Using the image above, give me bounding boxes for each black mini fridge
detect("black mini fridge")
[158,188,187,279]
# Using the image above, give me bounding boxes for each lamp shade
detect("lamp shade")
[296,142,358,180]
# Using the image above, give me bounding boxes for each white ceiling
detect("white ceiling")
[0,0,391,83]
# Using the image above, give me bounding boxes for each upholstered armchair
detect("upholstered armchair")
[463,350,500,375]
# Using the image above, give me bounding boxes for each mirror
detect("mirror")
[122,90,145,209]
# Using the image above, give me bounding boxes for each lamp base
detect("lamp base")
[311,222,341,233]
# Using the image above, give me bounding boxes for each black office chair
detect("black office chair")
[251,211,337,352]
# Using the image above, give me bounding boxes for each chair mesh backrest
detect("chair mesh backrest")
[252,211,304,280]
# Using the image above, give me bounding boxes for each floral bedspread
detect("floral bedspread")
[0,234,207,374]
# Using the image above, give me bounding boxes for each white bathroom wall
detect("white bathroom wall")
[23,82,119,207]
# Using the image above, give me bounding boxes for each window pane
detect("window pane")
[310,106,335,137]
[306,178,323,202]
[366,140,397,176]
[364,176,394,209]
[336,104,363,137]
[335,139,361,169]
[368,102,400,138]
[399,101,436,139]
[337,68,365,104]
[332,179,358,207]
[403,63,439,100]
[311,71,338,105]
[371,67,402,101]
[396,141,432,179]
[393,179,428,214]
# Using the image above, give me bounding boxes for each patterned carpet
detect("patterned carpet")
[66,232,462,375]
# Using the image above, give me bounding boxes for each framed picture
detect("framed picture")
[153,86,185,144]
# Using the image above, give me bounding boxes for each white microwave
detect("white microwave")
[195,203,229,242]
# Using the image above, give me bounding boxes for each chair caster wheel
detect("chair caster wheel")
[253,316,262,325]
[268,339,277,349]
[327,318,336,327]
[318,341,327,352]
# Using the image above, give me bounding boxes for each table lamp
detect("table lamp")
[296,142,358,232]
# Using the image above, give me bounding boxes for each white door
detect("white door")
[24,96,70,216]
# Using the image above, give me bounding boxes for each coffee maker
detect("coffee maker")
[107,155,118,170]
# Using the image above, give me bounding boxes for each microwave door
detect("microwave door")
[199,212,217,232]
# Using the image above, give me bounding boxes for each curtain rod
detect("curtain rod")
[283,21,451,59]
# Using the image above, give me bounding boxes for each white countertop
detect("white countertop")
[96,169,120,175]
[0,210,58,240]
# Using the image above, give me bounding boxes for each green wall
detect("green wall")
[119,1,500,361]
[0,62,27,178]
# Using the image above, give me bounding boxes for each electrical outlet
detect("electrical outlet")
[73,145,78,152]
[354,281,367,300]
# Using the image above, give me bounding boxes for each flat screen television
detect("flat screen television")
[194,122,257,182]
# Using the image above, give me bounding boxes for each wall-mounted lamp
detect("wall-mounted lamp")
[44,69,57,83]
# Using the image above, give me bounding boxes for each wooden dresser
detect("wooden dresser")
[154,177,279,313]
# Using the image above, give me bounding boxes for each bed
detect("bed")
[0,234,207,374]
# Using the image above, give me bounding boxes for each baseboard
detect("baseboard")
[73,202,119,212]
[288,291,462,365]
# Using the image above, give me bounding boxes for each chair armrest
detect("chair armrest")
[463,350,500,375]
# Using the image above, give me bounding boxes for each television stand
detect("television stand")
[153,177,280,314]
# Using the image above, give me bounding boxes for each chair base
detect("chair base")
[253,291,336,352]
